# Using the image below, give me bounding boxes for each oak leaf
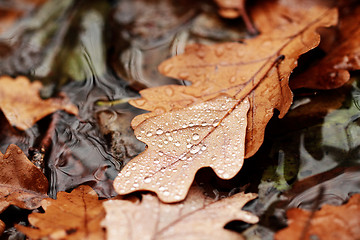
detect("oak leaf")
[0,144,48,228]
[275,194,360,240]
[103,186,258,240]
[290,3,360,90]
[0,76,78,130]
[16,185,106,240]
[114,1,337,202]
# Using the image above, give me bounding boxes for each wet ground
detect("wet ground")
[1,0,360,239]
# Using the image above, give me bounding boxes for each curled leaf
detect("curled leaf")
[290,3,360,90]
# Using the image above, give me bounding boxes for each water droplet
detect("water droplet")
[237,50,244,57]
[159,186,166,191]
[163,63,173,74]
[168,136,173,141]
[182,124,188,128]
[137,135,142,140]
[174,195,181,200]
[201,121,208,126]
[144,177,151,183]
[131,166,136,170]
[158,151,164,156]
[163,191,170,196]
[187,143,193,149]
[165,87,174,96]
[154,107,165,115]
[215,46,224,57]
[190,146,201,154]
[192,134,200,140]
[178,72,189,79]
[125,172,131,177]
[189,122,195,127]
[174,141,180,147]
[164,140,169,144]
[154,159,160,164]
[146,132,153,137]
[212,119,220,127]
[201,145,207,151]
[133,183,139,188]
[223,173,230,178]
[134,99,146,106]
[156,128,164,135]
[197,50,206,59]
[218,169,224,174]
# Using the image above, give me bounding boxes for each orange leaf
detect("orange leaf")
[103,186,258,240]
[0,144,48,214]
[0,76,78,130]
[275,194,360,240]
[116,96,249,202]
[16,185,105,240]
[291,3,360,90]
[114,2,337,203]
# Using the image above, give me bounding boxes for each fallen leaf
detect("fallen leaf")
[0,76,78,130]
[290,3,360,90]
[16,185,106,240]
[103,186,258,240]
[0,144,48,215]
[275,194,360,240]
[114,2,337,202]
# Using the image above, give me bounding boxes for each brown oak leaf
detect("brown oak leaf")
[103,186,258,240]
[290,3,360,90]
[16,185,106,240]
[275,194,360,240]
[0,76,78,130]
[0,144,48,234]
[114,1,337,202]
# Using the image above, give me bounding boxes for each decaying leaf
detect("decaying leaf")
[290,3,360,90]
[114,1,337,202]
[0,144,48,216]
[275,194,360,240]
[103,186,258,240]
[0,76,78,130]
[16,185,106,240]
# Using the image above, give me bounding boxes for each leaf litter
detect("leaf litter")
[114,0,338,202]
[1,0,360,239]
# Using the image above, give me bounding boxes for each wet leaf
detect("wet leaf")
[116,96,249,202]
[0,76,78,130]
[291,3,360,90]
[275,194,360,240]
[0,144,48,215]
[16,185,105,240]
[114,1,337,202]
[103,185,258,240]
